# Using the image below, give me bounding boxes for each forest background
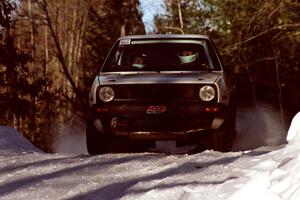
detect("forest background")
[0,0,299,152]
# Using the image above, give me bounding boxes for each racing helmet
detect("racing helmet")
[178,49,198,64]
[132,54,146,69]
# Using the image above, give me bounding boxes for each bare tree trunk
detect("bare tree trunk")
[38,0,82,100]
[177,0,184,34]
[28,0,37,142]
[73,5,87,88]
[44,24,52,135]
[274,50,285,128]
[246,66,257,107]
[120,24,126,36]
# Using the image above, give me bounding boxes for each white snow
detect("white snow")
[0,112,300,200]
[287,112,300,145]
[0,126,41,153]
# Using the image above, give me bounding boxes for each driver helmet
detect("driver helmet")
[132,54,146,69]
[178,49,198,64]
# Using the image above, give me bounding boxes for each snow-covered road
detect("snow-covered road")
[0,145,280,200]
[1,111,300,200]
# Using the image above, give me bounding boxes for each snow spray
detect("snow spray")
[52,122,87,154]
[233,103,287,151]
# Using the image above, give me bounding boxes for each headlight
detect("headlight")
[199,85,215,101]
[99,87,114,102]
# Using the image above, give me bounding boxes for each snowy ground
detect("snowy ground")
[0,110,299,200]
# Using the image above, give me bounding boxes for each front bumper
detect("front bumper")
[89,102,229,140]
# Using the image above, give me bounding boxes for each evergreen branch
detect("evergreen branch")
[221,24,300,55]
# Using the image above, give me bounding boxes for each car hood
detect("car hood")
[98,71,222,85]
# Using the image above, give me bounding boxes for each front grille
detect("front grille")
[113,84,200,101]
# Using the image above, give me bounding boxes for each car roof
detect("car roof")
[118,34,210,41]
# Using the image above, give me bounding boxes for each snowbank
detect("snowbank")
[221,112,300,200]
[287,112,300,145]
[0,126,41,153]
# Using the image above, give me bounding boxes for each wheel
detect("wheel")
[86,119,109,155]
[86,119,131,154]
[211,105,237,152]
[211,121,234,152]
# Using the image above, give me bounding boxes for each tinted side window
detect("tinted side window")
[207,41,222,70]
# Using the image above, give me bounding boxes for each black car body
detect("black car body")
[86,34,236,154]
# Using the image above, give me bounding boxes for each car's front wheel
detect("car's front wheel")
[211,120,235,152]
[86,118,131,155]
[86,120,109,155]
[211,105,237,152]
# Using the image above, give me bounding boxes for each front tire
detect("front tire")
[211,104,237,152]
[86,119,131,155]
[86,120,109,155]
[211,120,235,152]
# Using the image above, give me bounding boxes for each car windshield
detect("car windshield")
[101,39,221,72]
